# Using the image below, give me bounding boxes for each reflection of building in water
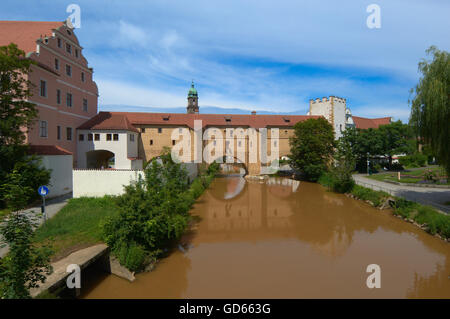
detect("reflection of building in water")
[203,177,299,233]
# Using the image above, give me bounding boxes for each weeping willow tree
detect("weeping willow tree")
[410,46,450,177]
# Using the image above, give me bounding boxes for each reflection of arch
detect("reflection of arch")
[86,150,114,169]
[209,176,248,202]
[213,156,248,176]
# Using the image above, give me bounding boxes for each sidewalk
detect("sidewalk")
[0,193,72,258]
[353,174,450,214]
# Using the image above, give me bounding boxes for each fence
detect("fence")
[354,179,395,196]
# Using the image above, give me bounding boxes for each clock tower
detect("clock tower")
[187,81,199,114]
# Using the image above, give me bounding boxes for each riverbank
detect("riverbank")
[319,174,450,242]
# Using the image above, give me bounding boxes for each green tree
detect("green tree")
[328,134,356,193]
[289,117,335,181]
[378,120,413,169]
[0,43,50,209]
[410,46,450,177]
[0,178,52,299]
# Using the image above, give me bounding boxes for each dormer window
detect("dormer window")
[225,116,232,123]
[283,117,290,123]
[162,115,170,121]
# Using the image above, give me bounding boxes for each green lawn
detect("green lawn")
[368,166,448,185]
[33,196,119,261]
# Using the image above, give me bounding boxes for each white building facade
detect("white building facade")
[77,129,141,169]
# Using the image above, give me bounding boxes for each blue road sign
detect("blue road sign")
[38,185,49,197]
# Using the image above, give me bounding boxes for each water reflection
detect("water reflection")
[82,177,450,299]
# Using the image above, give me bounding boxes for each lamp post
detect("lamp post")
[367,152,370,176]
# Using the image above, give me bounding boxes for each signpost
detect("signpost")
[38,185,49,222]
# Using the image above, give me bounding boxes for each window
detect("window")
[158,128,162,133]
[172,140,176,146]
[141,128,145,133]
[57,126,61,140]
[79,134,84,141]
[238,141,242,147]
[88,133,93,141]
[179,128,182,133]
[106,134,112,141]
[66,93,72,107]
[75,49,79,58]
[39,121,47,138]
[56,89,61,105]
[66,127,72,141]
[274,141,277,147]
[66,64,72,77]
[40,80,47,97]
[81,72,85,82]
[83,99,88,112]
[113,134,119,141]
[66,43,71,54]
[150,140,153,145]
[94,134,100,141]
[130,134,135,142]
[57,38,62,48]
[55,58,59,70]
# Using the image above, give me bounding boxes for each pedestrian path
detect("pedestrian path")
[0,193,72,258]
[353,174,450,214]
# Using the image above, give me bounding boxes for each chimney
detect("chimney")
[251,111,256,115]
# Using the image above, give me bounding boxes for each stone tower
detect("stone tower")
[187,81,199,114]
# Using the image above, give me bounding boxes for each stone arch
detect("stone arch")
[86,150,115,169]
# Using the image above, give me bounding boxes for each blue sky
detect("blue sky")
[2,0,449,122]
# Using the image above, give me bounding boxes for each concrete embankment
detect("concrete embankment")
[30,244,135,298]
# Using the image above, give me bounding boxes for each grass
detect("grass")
[368,166,448,185]
[33,196,119,260]
[0,208,11,220]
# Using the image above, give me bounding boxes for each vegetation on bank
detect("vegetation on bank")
[101,153,220,272]
[318,172,450,240]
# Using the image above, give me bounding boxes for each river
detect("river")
[81,177,450,298]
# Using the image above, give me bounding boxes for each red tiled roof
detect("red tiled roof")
[77,112,139,133]
[352,116,391,129]
[78,111,319,131]
[0,21,64,54]
[28,145,72,156]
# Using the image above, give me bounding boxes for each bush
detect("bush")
[116,243,148,272]
[399,153,427,168]
[102,151,218,271]
[414,206,450,237]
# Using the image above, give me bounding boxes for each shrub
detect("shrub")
[399,153,427,168]
[116,243,147,272]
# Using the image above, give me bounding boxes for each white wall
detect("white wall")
[73,163,198,198]
[40,154,73,198]
[77,130,139,169]
[73,169,145,197]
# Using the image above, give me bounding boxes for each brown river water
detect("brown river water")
[81,177,450,298]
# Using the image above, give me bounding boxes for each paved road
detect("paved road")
[353,174,450,214]
[0,193,72,258]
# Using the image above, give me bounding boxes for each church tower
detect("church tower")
[187,81,199,114]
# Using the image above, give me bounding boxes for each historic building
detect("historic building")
[308,96,391,139]
[77,82,318,174]
[0,20,99,166]
[76,83,393,175]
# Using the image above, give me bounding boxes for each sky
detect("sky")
[1,0,449,122]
